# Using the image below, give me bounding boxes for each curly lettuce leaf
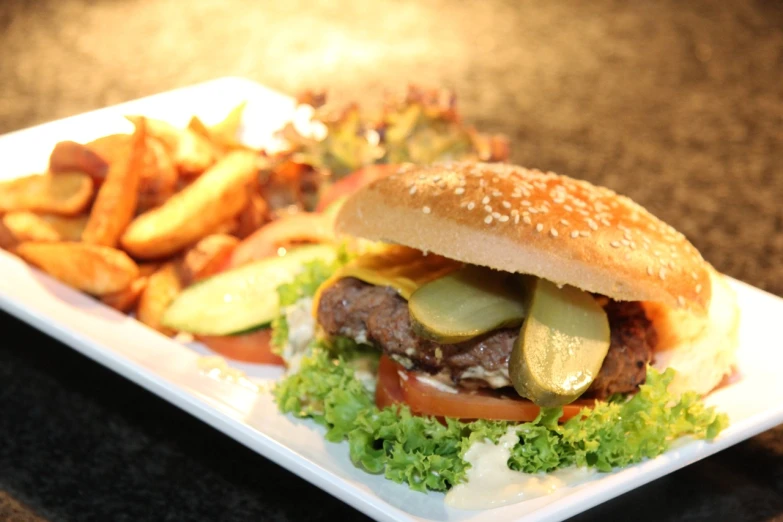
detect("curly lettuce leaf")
[274,346,730,493]
[270,244,353,354]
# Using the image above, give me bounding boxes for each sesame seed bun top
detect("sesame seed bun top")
[334,161,712,313]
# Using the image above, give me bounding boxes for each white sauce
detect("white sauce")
[349,356,378,394]
[197,356,260,392]
[281,297,316,374]
[445,428,596,510]
[460,365,511,388]
[412,373,459,394]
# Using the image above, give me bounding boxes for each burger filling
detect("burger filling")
[317,276,658,400]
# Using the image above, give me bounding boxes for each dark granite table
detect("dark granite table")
[1,0,782,520]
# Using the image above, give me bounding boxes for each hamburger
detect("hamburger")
[273,160,738,498]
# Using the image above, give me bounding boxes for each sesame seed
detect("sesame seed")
[502,201,511,209]
[659,268,666,280]
[433,175,441,182]
[514,215,520,224]
[564,205,573,212]
[467,202,475,210]
[601,219,611,226]
[677,296,686,307]
[570,231,579,238]
[696,284,702,294]
[521,200,531,206]
[511,209,519,216]
[560,219,570,226]
[647,266,654,276]
[422,206,431,214]
[492,212,501,219]
[482,196,490,205]
[610,241,620,248]
[454,187,465,195]
[621,239,630,246]
[499,215,509,222]
[409,186,417,195]
[484,215,493,224]
[523,216,532,225]
[550,228,559,237]
[691,271,698,280]
[536,223,544,232]
[579,230,590,237]
[484,205,493,213]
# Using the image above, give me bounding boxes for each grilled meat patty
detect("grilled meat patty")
[317,277,657,399]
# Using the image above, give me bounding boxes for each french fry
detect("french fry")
[0,173,93,215]
[49,140,109,182]
[16,241,139,295]
[101,276,148,313]
[82,121,146,247]
[2,212,61,243]
[180,234,239,284]
[136,262,182,336]
[126,115,216,177]
[120,150,258,259]
[39,214,89,241]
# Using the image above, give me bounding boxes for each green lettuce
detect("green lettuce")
[274,342,729,492]
[270,244,354,355]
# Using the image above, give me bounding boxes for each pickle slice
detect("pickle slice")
[408,265,527,344]
[509,277,610,407]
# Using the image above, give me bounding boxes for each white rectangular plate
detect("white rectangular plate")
[1,77,782,522]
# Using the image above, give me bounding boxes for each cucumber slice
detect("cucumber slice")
[161,244,337,336]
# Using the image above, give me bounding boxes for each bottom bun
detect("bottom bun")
[644,266,740,397]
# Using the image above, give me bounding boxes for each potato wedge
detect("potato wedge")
[49,140,109,182]
[234,189,270,239]
[16,241,139,295]
[0,219,17,251]
[126,115,216,177]
[210,101,247,147]
[82,122,146,247]
[39,214,89,241]
[137,262,182,336]
[138,262,162,277]
[2,212,61,243]
[120,150,258,259]
[180,234,239,284]
[86,133,179,213]
[137,136,178,213]
[101,276,148,313]
[0,173,93,215]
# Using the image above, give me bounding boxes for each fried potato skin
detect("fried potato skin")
[82,123,146,247]
[16,241,139,295]
[180,233,239,284]
[0,173,93,216]
[136,262,182,336]
[120,150,258,259]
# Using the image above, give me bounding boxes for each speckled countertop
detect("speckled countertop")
[1,0,782,520]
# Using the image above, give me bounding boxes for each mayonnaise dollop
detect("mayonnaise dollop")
[445,428,596,510]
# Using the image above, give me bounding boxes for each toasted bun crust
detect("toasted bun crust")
[335,161,712,312]
[646,267,740,396]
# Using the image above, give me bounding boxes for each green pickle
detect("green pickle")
[408,265,527,344]
[509,277,610,407]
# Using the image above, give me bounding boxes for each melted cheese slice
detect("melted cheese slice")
[312,244,462,314]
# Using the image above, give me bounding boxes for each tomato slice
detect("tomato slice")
[196,328,284,365]
[315,164,400,212]
[228,212,334,268]
[377,355,591,423]
[376,352,406,409]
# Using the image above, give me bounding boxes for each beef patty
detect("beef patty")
[317,277,658,399]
